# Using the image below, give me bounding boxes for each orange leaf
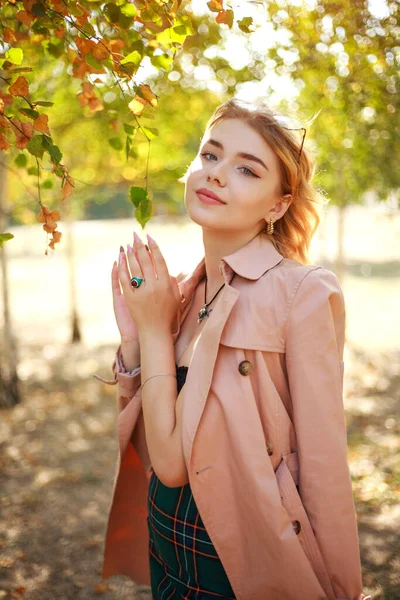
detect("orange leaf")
[50,210,60,220]
[16,10,35,26]
[62,178,74,200]
[33,114,51,135]
[92,42,109,61]
[49,230,62,249]
[138,83,158,108]
[49,0,69,15]
[11,118,33,149]
[216,10,230,24]
[208,0,224,10]
[88,97,103,112]
[4,27,17,43]
[37,205,52,223]
[108,39,125,54]
[82,81,94,95]
[9,76,30,98]
[76,37,96,57]
[54,26,65,39]
[43,222,57,233]
[0,132,10,151]
[23,0,36,10]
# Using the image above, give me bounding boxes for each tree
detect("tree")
[265,0,400,278]
[0,0,256,251]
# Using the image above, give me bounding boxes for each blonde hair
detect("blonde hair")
[179,98,327,265]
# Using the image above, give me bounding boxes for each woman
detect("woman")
[94,98,371,600]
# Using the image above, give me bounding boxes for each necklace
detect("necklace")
[197,275,226,324]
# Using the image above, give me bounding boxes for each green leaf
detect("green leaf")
[18,108,40,120]
[27,166,39,176]
[85,53,104,69]
[103,3,121,23]
[31,2,47,17]
[125,135,132,161]
[130,186,152,228]
[121,3,137,17]
[123,123,136,135]
[14,153,28,168]
[121,51,141,66]
[41,179,53,189]
[224,9,234,28]
[26,135,45,159]
[34,101,54,107]
[109,137,124,150]
[31,22,49,35]
[5,48,23,66]
[0,233,14,247]
[237,16,254,33]
[42,135,62,164]
[139,126,158,140]
[129,185,148,208]
[8,67,33,74]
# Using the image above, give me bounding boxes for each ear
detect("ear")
[266,194,293,221]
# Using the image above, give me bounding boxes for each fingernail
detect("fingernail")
[146,232,156,246]
[120,245,124,253]
[127,243,133,254]
[133,231,141,244]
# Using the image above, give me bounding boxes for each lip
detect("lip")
[196,188,226,205]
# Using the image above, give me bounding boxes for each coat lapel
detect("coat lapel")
[176,232,284,472]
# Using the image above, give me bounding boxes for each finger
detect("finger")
[170,275,182,305]
[145,234,170,283]
[111,260,122,298]
[133,232,155,283]
[118,247,137,297]
[127,243,143,280]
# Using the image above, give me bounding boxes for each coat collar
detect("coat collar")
[178,231,284,307]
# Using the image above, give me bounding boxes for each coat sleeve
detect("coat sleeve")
[285,267,364,600]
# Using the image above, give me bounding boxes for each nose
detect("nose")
[207,162,225,185]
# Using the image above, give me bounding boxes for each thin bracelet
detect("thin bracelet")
[141,372,177,391]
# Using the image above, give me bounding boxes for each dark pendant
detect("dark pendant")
[198,306,212,323]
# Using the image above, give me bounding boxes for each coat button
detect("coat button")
[266,441,274,456]
[238,360,252,376]
[292,520,301,535]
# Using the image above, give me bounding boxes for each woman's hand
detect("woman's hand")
[117,231,181,338]
[112,242,142,344]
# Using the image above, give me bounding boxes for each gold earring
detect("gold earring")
[267,219,274,235]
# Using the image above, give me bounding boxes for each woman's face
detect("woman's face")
[183,118,291,235]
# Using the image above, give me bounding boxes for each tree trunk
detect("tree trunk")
[335,204,346,286]
[64,201,82,344]
[0,157,21,408]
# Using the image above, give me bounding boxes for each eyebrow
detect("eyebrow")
[202,138,269,172]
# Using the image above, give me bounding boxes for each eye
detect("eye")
[200,152,259,178]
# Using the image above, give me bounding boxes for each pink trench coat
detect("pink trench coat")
[94,232,368,600]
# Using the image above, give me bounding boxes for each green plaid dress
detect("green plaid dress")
[147,365,236,600]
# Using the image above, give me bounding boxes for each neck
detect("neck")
[202,227,262,302]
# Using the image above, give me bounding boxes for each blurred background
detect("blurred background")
[0,0,399,599]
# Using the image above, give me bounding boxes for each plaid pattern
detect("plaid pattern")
[147,365,236,600]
